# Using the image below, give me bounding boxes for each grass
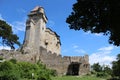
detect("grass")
[51,75,106,80]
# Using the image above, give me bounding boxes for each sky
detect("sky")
[0,0,120,67]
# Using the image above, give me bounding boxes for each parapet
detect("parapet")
[28,6,48,23]
[63,55,89,64]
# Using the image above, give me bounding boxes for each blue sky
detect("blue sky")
[0,0,120,66]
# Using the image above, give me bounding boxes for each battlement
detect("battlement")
[0,46,90,76]
[28,6,47,23]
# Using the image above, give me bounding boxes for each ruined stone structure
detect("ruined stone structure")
[0,6,90,76]
[0,48,90,75]
[23,6,61,55]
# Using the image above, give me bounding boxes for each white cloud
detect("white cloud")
[11,19,26,33]
[75,49,86,54]
[0,46,11,50]
[0,13,25,33]
[98,46,114,51]
[84,31,103,36]
[72,44,86,55]
[73,45,79,49]
[94,33,102,36]
[89,46,116,67]
[72,44,86,54]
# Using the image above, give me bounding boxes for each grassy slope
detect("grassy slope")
[52,76,106,80]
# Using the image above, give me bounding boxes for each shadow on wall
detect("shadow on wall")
[66,62,81,76]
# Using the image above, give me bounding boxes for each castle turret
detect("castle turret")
[23,6,48,52]
[23,6,61,55]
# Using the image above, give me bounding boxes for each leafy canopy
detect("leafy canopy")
[112,54,120,79]
[0,20,20,49]
[91,63,102,72]
[66,0,120,46]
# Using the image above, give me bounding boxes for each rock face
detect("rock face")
[0,6,90,76]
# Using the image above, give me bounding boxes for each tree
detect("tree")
[103,65,112,75]
[112,54,120,79]
[66,0,120,46]
[0,20,20,49]
[91,63,102,72]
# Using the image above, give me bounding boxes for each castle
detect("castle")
[23,6,61,55]
[0,6,90,76]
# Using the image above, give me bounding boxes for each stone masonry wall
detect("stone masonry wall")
[35,47,89,75]
[0,47,90,76]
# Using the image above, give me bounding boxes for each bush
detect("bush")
[0,61,14,71]
[96,72,108,78]
[37,71,51,80]
[91,70,96,75]
[0,71,20,80]
[17,62,37,79]
[10,58,17,64]
[0,61,20,80]
[0,56,3,60]
[0,59,53,80]
[49,69,57,76]
[107,77,120,80]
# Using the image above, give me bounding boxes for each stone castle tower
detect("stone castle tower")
[23,6,61,55]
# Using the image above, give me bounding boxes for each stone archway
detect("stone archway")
[67,62,80,75]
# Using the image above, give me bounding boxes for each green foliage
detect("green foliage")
[0,61,14,71]
[91,63,102,72]
[91,70,96,75]
[0,56,3,60]
[116,54,120,60]
[66,0,120,46]
[0,71,20,80]
[37,69,51,80]
[91,63,111,78]
[96,72,108,78]
[112,54,120,79]
[52,76,105,80]
[0,59,54,80]
[0,61,20,80]
[0,20,20,49]
[18,62,35,78]
[103,65,112,75]
[10,58,17,64]
[48,69,57,76]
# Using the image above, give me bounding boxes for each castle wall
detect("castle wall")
[44,28,61,55]
[38,47,90,75]
[0,47,90,76]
